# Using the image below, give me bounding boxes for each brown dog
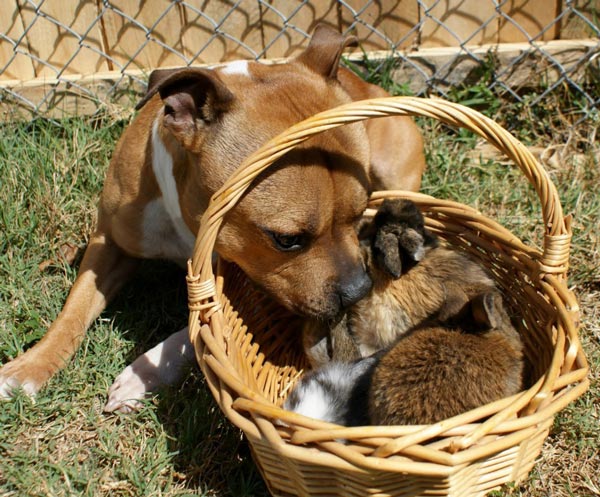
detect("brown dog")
[0,25,424,412]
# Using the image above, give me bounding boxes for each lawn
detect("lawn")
[0,75,598,496]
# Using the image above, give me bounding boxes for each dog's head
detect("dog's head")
[366,199,438,279]
[139,25,374,319]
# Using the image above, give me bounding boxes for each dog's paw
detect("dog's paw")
[0,375,38,399]
[104,328,195,414]
[0,355,47,399]
[104,363,155,413]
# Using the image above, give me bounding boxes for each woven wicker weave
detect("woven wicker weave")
[186,97,589,497]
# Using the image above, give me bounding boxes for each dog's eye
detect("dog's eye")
[268,232,306,252]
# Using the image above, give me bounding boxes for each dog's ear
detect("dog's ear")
[137,68,182,110]
[137,68,178,110]
[136,68,234,149]
[371,199,438,278]
[296,23,358,79]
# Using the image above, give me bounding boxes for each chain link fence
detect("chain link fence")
[1,0,598,124]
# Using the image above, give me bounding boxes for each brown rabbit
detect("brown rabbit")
[368,290,523,425]
[285,290,524,426]
[302,198,498,367]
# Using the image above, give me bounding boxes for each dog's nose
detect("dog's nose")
[339,270,372,309]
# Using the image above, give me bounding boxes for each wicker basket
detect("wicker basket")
[186,97,589,497]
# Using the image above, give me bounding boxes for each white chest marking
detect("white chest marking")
[142,198,192,262]
[143,120,196,261]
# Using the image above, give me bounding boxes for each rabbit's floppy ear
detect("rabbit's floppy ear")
[372,199,437,278]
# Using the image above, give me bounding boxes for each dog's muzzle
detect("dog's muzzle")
[338,270,373,309]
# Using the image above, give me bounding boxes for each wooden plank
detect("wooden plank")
[2,40,596,121]
[371,40,598,93]
[350,40,598,93]
[0,1,35,81]
[498,0,560,42]
[260,0,340,58]
[17,0,108,78]
[560,0,600,39]
[420,0,498,47]
[340,0,420,51]
[0,71,146,122]
[180,0,264,63]
[490,39,598,87]
[100,0,187,71]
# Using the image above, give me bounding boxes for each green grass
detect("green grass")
[1,79,599,496]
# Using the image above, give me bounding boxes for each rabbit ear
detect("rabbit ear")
[372,228,412,278]
[467,292,507,330]
[375,199,437,246]
[371,199,437,278]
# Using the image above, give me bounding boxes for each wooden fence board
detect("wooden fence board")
[18,0,108,77]
[1,0,597,114]
[181,0,264,63]
[560,0,599,39]
[381,40,598,93]
[101,0,187,72]
[260,0,339,58]
[340,0,420,50]
[420,0,498,47]
[498,0,560,42]
[0,1,35,81]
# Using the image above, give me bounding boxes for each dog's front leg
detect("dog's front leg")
[104,326,195,413]
[0,231,138,398]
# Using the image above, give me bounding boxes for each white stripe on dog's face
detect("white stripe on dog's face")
[141,120,195,261]
[219,60,250,76]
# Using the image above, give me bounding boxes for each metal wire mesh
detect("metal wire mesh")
[0,0,598,123]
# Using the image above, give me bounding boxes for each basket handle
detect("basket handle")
[187,96,570,326]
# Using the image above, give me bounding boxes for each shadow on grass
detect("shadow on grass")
[103,259,269,496]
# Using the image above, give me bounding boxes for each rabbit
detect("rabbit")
[285,290,524,426]
[283,355,378,426]
[367,290,524,425]
[302,198,498,367]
